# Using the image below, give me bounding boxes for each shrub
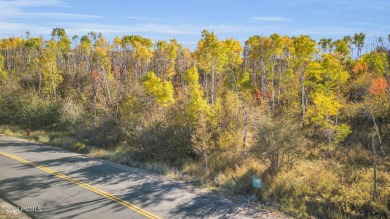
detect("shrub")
[72,142,87,153]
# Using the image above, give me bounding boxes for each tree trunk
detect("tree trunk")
[211,65,215,106]
[371,135,377,200]
[51,66,56,100]
[38,71,42,95]
[271,63,275,112]
[93,84,97,142]
[253,62,257,89]
[231,75,248,156]
[327,114,331,159]
[103,69,112,105]
[371,112,385,155]
[204,151,208,175]
[301,68,306,126]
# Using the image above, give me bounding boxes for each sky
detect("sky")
[0,0,389,49]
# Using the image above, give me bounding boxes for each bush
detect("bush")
[59,98,86,131]
[72,142,87,153]
[0,87,60,129]
[37,134,50,143]
[252,115,306,174]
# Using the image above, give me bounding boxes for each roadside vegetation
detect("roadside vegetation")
[0,29,389,218]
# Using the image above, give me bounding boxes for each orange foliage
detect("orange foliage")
[255,89,267,109]
[352,61,368,75]
[92,69,99,81]
[115,65,120,79]
[368,77,388,95]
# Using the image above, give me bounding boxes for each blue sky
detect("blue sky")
[0,0,389,49]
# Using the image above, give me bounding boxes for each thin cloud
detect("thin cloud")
[252,16,291,22]
[0,12,101,19]
[0,0,62,8]
[290,26,362,36]
[124,16,160,21]
[63,23,199,35]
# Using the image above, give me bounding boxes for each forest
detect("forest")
[0,28,389,218]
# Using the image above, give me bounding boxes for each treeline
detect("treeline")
[0,29,389,218]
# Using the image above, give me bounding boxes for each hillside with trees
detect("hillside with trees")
[0,29,389,218]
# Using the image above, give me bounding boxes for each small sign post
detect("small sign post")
[252,176,262,189]
[252,176,262,200]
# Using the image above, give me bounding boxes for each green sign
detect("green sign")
[252,177,262,189]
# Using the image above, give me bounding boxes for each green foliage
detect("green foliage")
[292,35,317,66]
[252,115,306,174]
[305,54,349,93]
[363,50,389,76]
[335,123,352,141]
[0,84,60,128]
[72,141,87,153]
[195,30,226,74]
[238,72,252,90]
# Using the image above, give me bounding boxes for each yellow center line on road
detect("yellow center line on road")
[0,150,161,219]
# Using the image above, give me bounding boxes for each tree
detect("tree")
[318,38,333,54]
[292,35,317,126]
[153,39,178,80]
[184,66,212,173]
[185,66,210,123]
[353,33,366,58]
[364,50,390,106]
[51,27,71,56]
[38,46,62,99]
[253,116,305,174]
[307,93,351,157]
[141,72,175,107]
[222,38,249,155]
[306,54,351,157]
[195,30,226,106]
[121,35,153,81]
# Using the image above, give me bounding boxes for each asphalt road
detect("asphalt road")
[0,135,266,219]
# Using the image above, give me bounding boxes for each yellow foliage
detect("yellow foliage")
[38,48,63,97]
[142,72,175,107]
[185,67,211,123]
[307,93,341,127]
[0,54,7,80]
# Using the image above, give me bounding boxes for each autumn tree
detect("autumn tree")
[318,38,333,54]
[364,49,390,106]
[153,39,178,80]
[222,38,249,155]
[38,43,62,99]
[121,35,153,81]
[141,72,175,107]
[306,54,351,157]
[184,66,212,172]
[196,30,226,106]
[292,35,317,125]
